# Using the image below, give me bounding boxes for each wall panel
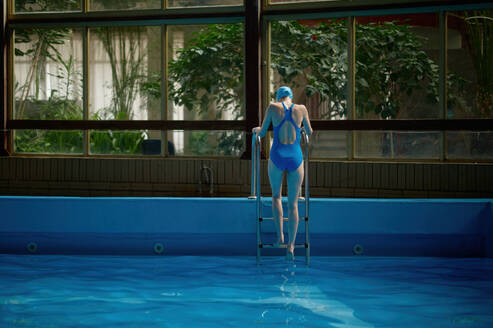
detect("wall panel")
[0,157,492,198]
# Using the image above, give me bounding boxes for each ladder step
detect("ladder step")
[260,217,308,221]
[261,243,307,249]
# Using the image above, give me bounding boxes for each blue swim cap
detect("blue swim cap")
[276,86,293,101]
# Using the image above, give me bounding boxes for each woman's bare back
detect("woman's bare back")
[269,102,306,145]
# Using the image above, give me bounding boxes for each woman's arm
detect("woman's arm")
[302,105,313,136]
[252,104,273,138]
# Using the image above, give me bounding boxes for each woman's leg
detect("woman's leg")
[268,159,284,245]
[286,162,304,259]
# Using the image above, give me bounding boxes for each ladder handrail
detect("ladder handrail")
[301,128,310,218]
[301,128,310,265]
[250,133,257,198]
[256,134,261,219]
[249,134,262,198]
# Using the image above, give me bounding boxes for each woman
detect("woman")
[252,86,313,260]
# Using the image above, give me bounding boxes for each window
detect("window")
[354,13,441,159]
[5,1,493,161]
[14,0,81,13]
[167,23,245,156]
[446,10,493,160]
[89,26,161,121]
[168,24,244,121]
[14,28,83,121]
[266,6,492,161]
[13,27,84,154]
[269,19,349,159]
[167,0,242,7]
[90,130,162,155]
[9,4,245,157]
[90,0,161,11]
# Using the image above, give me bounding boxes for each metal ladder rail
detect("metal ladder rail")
[250,130,310,265]
[302,129,310,265]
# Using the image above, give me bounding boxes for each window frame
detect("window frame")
[263,1,493,161]
[6,2,247,158]
[2,0,493,161]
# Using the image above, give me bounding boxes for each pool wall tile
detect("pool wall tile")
[484,202,493,258]
[0,197,491,256]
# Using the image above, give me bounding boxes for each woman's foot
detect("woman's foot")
[286,244,295,261]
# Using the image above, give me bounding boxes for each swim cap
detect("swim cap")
[276,86,293,101]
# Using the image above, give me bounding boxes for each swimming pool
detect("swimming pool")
[1,197,492,326]
[1,255,492,327]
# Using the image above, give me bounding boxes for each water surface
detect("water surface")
[1,255,492,327]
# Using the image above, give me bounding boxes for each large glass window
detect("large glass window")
[355,14,441,120]
[167,0,242,7]
[446,10,493,159]
[14,0,81,13]
[355,13,442,159]
[89,26,161,121]
[310,131,347,159]
[8,2,493,161]
[355,131,441,159]
[14,28,83,121]
[269,0,334,3]
[168,24,245,121]
[90,130,162,155]
[448,132,493,159]
[271,19,348,120]
[14,130,83,154]
[13,27,84,154]
[89,0,161,11]
[167,23,245,156]
[270,19,348,159]
[167,130,244,156]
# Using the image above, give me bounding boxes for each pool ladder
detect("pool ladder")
[250,129,310,265]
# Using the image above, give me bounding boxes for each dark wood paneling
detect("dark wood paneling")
[414,164,423,190]
[397,164,406,190]
[0,157,492,198]
[406,164,414,190]
[324,162,332,188]
[149,159,159,184]
[389,164,399,190]
[431,164,441,191]
[448,164,459,191]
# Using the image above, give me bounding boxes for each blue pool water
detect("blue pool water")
[1,255,493,327]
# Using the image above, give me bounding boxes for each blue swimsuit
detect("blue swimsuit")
[269,102,303,171]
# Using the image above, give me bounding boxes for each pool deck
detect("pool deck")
[0,196,492,257]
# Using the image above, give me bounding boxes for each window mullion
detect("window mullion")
[83,26,89,156]
[439,10,447,161]
[1,0,7,155]
[161,24,168,157]
[348,16,355,161]
[242,0,261,160]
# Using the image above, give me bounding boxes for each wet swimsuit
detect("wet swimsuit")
[269,102,303,171]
